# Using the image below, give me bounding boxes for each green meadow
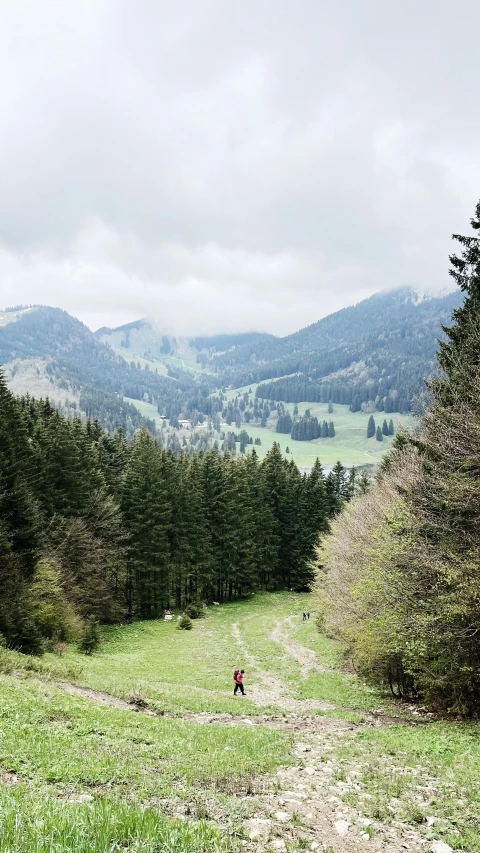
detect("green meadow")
[1,593,479,851]
[127,385,415,468]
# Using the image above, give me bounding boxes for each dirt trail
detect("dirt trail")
[231,621,335,713]
[271,615,333,676]
[228,615,429,852]
[52,618,432,852]
[56,682,157,715]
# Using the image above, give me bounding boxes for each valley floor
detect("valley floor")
[0,593,478,852]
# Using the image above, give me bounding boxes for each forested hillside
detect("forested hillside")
[1,290,461,446]
[316,201,480,714]
[209,288,463,412]
[0,306,201,435]
[0,367,347,652]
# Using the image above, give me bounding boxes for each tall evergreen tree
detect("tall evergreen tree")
[367,415,376,438]
[121,430,171,617]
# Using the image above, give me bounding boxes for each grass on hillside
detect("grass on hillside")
[123,397,168,431]
[0,787,231,853]
[2,592,480,851]
[242,403,414,468]
[0,676,288,794]
[126,387,414,469]
[47,594,390,716]
[113,346,169,375]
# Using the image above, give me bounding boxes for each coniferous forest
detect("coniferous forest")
[0,370,345,653]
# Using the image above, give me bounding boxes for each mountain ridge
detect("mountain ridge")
[0,287,464,433]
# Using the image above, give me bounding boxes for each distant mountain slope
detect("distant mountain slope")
[206,288,463,412]
[0,306,195,434]
[96,319,274,372]
[0,287,463,431]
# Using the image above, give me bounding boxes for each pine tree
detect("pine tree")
[367,415,376,438]
[121,430,171,618]
[375,425,383,441]
[388,419,395,435]
[325,461,349,516]
[356,468,371,495]
[382,419,389,436]
[328,400,333,413]
[328,421,335,438]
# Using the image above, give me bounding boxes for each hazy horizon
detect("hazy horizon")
[0,282,458,338]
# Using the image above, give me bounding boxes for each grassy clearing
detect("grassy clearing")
[2,592,480,851]
[50,599,279,715]
[221,384,416,467]
[242,402,415,468]
[113,347,169,375]
[127,380,414,469]
[35,590,385,721]
[123,397,167,430]
[338,722,480,851]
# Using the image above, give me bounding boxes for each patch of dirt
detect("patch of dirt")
[0,769,21,786]
[56,682,157,715]
[184,711,356,735]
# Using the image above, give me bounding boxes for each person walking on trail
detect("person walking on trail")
[307,611,310,620]
[234,669,245,695]
[302,611,307,621]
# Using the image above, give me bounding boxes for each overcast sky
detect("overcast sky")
[0,0,478,335]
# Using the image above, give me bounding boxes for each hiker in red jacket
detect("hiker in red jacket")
[234,668,245,695]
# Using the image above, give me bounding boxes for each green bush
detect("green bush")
[184,602,205,619]
[177,615,193,631]
[79,616,101,655]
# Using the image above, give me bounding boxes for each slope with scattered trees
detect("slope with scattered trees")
[316,201,480,714]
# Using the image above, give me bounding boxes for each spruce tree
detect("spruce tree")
[375,425,383,441]
[388,419,395,435]
[382,419,389,436]
[356,468,370,495]
[367,415,376,438]
[121,430,171,617]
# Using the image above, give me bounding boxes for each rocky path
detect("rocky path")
[242,730,428,853]
[229,615,444,853]
[50,617,452,853]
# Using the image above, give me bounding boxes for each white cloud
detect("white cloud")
[0,0,476,334]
